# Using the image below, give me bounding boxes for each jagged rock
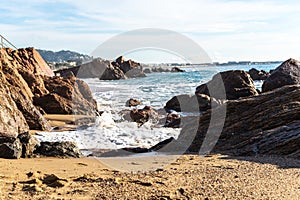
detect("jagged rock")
[0,137,22,159]
[8,47,54,76]
[248,68,270,80]
[125,98,142,107]
[130,108,150,125]
[0,48,52,131]
[171,67,185,72]
[100,64,125,80]
[262,58,300,92]
[34,141,82,158]
[55,56,146,80]
[195,70,258,100]
[178,85,300,158]
[130,106,158,126]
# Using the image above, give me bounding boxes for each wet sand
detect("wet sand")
[0,154,299,199]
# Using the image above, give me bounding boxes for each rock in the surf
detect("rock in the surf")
[248,68,270,80]
[262,58,300,92]
[125,98,142,107]
[195,70,258,100]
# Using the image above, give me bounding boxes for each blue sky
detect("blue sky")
[1,0,300,63]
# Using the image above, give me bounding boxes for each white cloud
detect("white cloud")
[1,0,300,62]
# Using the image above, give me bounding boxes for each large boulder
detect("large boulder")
[165,94,224,113]
[195,70,258,100]
[262,58,300,92]
[178,85,300,158]
[32,75,98,116]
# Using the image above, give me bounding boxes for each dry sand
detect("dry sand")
[0,154,299,199]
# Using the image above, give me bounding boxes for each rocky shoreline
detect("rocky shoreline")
[100,58,300,158]
[0,48,299,161]
[0,47,98,159]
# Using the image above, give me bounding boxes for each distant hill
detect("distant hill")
[37,49,92,64]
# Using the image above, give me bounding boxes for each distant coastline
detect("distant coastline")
[143,61,282,68]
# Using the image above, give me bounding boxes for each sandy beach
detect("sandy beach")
[0,154,299,199]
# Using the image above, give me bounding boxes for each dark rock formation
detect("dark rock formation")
[130,106,158,126]
[143,68,151,73]
[178,85,300,158]
[0,137,22,159]
[163,113,181,128]
[165,94,223,113]
[248,68,270,80]
[262,58,300,92]
[55,56,146,80]
[152,67,170,73]
[100,64,125,80]
[34,141,82,158]
[195,70,258,100]
[99,137,175,157]
[125,98,142,107]
[171,67,185,72]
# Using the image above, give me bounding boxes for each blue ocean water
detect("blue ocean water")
[36,63,280,151]
[87,63,278,110]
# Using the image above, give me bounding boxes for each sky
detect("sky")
[1,0,300,63]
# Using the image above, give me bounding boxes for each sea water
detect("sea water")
[36,64,278,153]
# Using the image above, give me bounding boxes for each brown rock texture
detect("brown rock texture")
[33,76,98,115]
[0,73,29,138]
[0,48,50,132]
[178,85,300,158]
[262,58,300,92]
[0,47,98,159]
